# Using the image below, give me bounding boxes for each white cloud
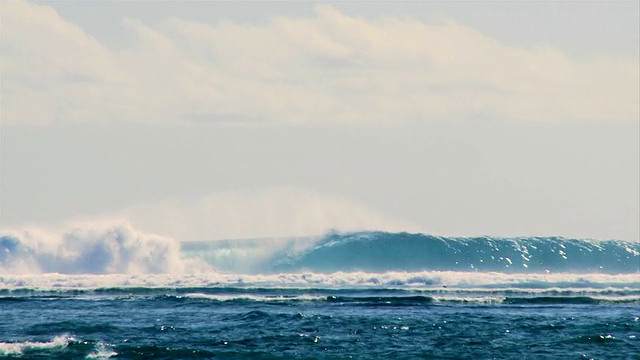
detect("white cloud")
[2,1,638,125]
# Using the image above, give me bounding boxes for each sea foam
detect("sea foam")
[0,335,73,356]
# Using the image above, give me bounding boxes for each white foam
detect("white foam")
[0,271,637,291]
[0,221,211,274]
[0,335,73,356]
[86,342,117,359]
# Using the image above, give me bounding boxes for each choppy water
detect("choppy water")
[1,285,639,359]
[1,228,639,359]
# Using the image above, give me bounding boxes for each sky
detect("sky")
[1,1,639,242]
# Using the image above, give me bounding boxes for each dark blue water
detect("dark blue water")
[1,287,639,359]
[1,230,639,359]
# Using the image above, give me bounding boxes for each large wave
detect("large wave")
[183,231,640,274]
[2,223,638,276]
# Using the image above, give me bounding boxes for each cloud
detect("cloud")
[2,1,638,125]
[119,187,420,241]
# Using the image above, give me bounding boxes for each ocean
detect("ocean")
[1,229,639,359]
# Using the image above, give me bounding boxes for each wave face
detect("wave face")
[271,232,640,274]
[184,231,640,274]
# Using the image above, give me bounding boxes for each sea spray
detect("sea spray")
[0,221,209,274]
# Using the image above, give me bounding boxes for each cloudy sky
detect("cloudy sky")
[1,1,638,242]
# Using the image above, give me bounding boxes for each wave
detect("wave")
[0,335,73,357]
[501,296,623,305]
[0,335,117,359]
[184,231,640,274]
[2,224,638,276]
[0,222,210,274]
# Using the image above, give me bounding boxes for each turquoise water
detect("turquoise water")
[1,231,639,359]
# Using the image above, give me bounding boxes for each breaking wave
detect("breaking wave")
[2,223,638,276]
[0,222,209,274]
[0,335,117,359]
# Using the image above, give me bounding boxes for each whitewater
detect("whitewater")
[1,223,639,359]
